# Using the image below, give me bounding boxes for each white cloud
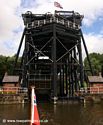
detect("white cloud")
[0,0,23,56]
[0,31,23,56]
[0,0,103,56]
[31,0,103,26]
[82,33,103,58]
[63,0,103,26]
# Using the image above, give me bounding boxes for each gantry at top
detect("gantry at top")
[22,10,83,29]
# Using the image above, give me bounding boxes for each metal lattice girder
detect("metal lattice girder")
[13,11,92,99]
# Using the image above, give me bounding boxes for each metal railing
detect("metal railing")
[27,16,80,29]
[78,86,103,95]
[0,87,28,95]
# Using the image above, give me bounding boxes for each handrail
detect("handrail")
[78,86,103,94]
[0,87,28,94]
[27,16,80,30]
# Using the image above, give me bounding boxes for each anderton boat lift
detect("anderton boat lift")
[1,10,103,104]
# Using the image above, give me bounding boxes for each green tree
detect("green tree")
[84,53,102,75]
[0,54,21,84]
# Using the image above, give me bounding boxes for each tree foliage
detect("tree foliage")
[0,55,21,83]
[84,53,103,75]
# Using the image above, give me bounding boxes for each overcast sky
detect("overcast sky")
[0,0,103,57]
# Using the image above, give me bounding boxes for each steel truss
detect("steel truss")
[14,11,93,99]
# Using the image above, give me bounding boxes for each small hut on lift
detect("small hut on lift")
[88,75,103,93]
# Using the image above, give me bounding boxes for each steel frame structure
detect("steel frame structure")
[14,11,93,100]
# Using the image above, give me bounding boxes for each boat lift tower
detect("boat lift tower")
[14,10,93,101]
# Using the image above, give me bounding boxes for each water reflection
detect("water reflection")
[0,104,30,125]
[0,102,103,125]
[39,102,103,125]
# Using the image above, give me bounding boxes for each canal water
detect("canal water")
[0,102,103,125]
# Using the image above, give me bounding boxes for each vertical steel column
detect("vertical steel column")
[62,64,65,96]
[78,39,84,87]
[65,61,68,96]
[73,47,78,91]
[68,54,72,97]
[59,65,62,96]
[71,50,74,97]
[52,23,57,99]
[59,63,64,97]
[22,51,27,87]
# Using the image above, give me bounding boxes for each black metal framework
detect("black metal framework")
[14,10,93,99]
